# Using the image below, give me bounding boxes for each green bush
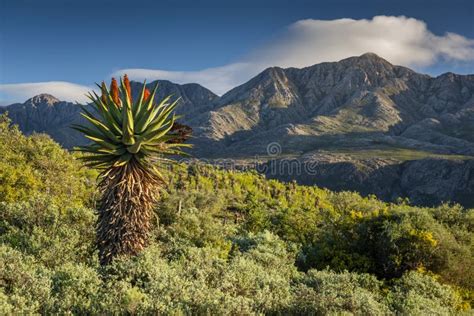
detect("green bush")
[0,114,96,207]
[289,270,390,315]
[0,196,96,267]
[298,204,473,289]
[387,271,462,315]
[49,263,102,314]
[0,245,52,314]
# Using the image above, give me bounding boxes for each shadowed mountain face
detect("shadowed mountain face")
[0,94,85,148]
[2,53,474,206]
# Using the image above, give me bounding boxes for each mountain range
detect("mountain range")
[2,53,474,206]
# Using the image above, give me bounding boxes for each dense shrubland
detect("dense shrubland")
[0,114,473,314]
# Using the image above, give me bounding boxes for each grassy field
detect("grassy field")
[214,145,473,163]
[315,146,473,161]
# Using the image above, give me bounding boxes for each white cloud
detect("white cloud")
[0,81,93,105]
[251,16,474,68]
[115,16,474,95]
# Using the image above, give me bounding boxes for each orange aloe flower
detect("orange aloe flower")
[100,82,108,104]
[110,78,121,107]
[123,74,132,104]
[143,87,151,102]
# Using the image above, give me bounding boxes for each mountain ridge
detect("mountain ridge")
[2,53,474,206]
[187,53,474,159]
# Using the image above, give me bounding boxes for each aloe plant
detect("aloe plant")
[73,75,190,265]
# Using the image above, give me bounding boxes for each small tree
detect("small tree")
[73,76,190,265]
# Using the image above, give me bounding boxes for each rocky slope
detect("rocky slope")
[2,53,474,206]
[0,94,86,148]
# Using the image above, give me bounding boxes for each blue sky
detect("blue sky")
[0,0,473,103]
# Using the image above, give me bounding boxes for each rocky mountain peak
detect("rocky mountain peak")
[358,52,386,60]
[218,66,297,105]
[341,52,395,73]
[318,52,403,89]
[339,52,393,66]
[25,94,61,107]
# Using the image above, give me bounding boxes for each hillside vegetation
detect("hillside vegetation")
[0,113,473,314]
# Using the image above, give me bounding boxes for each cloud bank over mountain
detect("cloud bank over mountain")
[115,16,474,95]
[2,16,474,103]
[251,16,474,68]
